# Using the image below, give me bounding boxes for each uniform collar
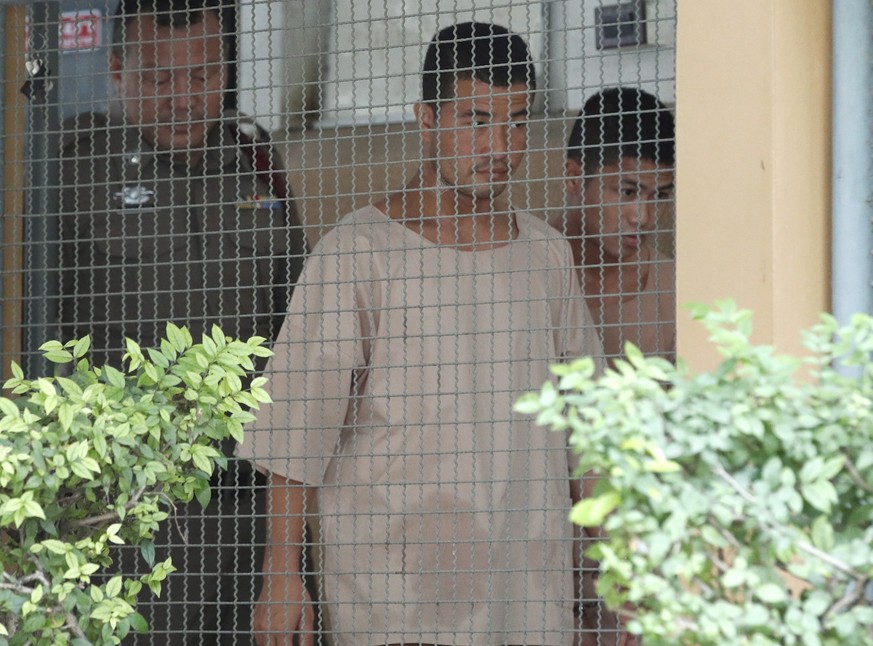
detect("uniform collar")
[106,103,238,174]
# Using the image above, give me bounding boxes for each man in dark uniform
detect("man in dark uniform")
[58,0,307,642]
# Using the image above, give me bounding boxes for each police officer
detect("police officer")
[58,0,307,642]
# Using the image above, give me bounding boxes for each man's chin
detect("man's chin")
[434,170,512,203]
[450,177,510,199]
[470,183,510,201]
[153,126,208,154]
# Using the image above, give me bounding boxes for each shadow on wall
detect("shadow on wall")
[279,113,676,256]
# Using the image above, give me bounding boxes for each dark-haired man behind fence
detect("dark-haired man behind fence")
[241,21,604,646]
[563,87,676,367]
[58,0,307,642]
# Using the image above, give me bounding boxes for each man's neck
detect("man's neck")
[379,170,516,249]
[168,148,206,170]
[582,243,653,300]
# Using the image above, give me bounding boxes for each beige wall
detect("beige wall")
[675,1,831,370]
[281,115,676,257]
[2,5,26,382]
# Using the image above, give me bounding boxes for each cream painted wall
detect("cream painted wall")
[675,1,831,370]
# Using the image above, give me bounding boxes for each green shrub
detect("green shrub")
[0,324,272,645]
[516,301,873,645]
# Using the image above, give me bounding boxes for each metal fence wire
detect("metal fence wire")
[1,0,676,643]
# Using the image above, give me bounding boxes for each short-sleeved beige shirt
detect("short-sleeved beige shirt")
[240,205,603,645]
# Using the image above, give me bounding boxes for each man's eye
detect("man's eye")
[194,68,215,84]
[511,120,527,129]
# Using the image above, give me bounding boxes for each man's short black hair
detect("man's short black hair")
[111,0,232,55]
[567,87,675,173]
[421,21,535,105]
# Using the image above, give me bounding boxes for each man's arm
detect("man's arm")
[571,476,638,646]
[254,471,317,646]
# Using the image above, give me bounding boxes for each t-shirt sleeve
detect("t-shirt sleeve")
[556,243,605,372]
[237,231,369,485]
[554,241,604,478]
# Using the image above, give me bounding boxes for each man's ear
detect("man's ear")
[108,49,124,92]
[565,156,584,195]
[415,102,438,142]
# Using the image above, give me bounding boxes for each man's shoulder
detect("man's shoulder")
[513,211,578,280]
[343,204,389,226]
[648,247,676,289]
[651,246,674,264]
[516,210,567,242]
[308,206,406,264]
[61,111,110,131]
[216,110,289,175]
[516,210,575,261]
[315,206,389,246]
[220,109,272,144]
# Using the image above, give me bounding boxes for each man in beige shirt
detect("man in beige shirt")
[563,87,676,366]
[241,21,604,646]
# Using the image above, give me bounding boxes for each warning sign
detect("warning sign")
[60,9,102,51]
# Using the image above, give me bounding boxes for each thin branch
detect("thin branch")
[827,577,867,617]
[711,463,761,508]
[73,485,147,528]
[689,576,717,597]
[57,491,83,507]
[709,550,732,576]
[843,453,873,495]
[0,569,50,595]
[711,462,863,579]
[794,540,861,579]
[65,611,87,639]
[1,582,88,640]
[18,571,50,587]
[5,562,94,639]
[0,582,35,595]
[74,509,121,528]
[27,554,49,580]
[713,521,744,551]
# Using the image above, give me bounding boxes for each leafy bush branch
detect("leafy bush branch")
[516,301,873,645]
[0,325,272,645]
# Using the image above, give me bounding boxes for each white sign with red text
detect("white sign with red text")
[60,9,102,51]
[24,10,103,53]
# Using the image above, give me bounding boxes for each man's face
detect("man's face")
[566,155,674,264]
[110,11,226,157]
[420,77,530,201]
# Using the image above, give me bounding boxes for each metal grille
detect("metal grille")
[0,0,676,643]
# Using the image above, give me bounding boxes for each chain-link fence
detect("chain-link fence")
[1,0,676,643]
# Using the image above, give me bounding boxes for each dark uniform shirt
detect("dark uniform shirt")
[59,108,306,365]
[58,108,307,645]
